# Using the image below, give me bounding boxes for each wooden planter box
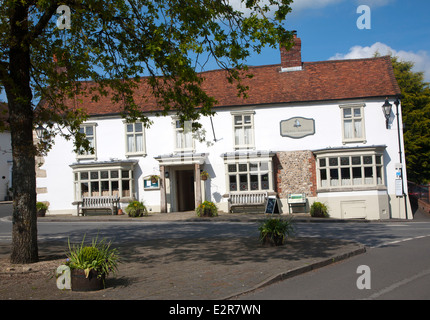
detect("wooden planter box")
[71,269,105,291]
[261,234,284,247]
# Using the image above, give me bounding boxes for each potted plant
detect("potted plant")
[150,175,159,184]
[36,201,48,217]
[310,202,329,218]
[200,171,210,181]
[125,200,148,217]
[195,201,218,217]
[65,235,119,291]
[258,218,295,246]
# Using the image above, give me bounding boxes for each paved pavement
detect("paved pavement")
[7,206,430,300]
[0,210,373,300]
[2,203,429,300]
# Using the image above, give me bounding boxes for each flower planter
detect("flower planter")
[71,269,105,291]
[202,208,213,217]
[36,209,46,217]
[261,234,284,247]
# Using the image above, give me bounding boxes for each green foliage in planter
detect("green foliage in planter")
[66,235,119,280]
[310,202,329,218]
[125,200,148,217]
[195,201,218,217]
[36,201,48,211]
[258,218,295,245]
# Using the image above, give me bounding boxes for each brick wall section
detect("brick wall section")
[275,150,317,198]
[280,34,302,69]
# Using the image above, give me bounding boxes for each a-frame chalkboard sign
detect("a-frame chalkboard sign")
[264,196,279,214]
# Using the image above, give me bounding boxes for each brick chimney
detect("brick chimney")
[280,31,302,72]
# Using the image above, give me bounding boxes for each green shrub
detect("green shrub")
[36,201,48,211]
[80,246,100,263]
[125,200,147,217]
[310,202,329,218]
[258,218,295,246]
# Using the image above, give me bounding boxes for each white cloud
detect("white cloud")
[330,42,430,81]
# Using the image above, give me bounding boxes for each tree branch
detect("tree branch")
[28,2,59,41]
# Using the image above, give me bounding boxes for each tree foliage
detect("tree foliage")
[2,0,293,152]
[0,0,293,263]
[392,57,430,184]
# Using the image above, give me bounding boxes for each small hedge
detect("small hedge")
[310,202,329,218]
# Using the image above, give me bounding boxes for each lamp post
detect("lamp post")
[382,98,392,129]
[383,97,409,219]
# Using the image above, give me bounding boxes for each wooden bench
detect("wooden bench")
[76,196,120,216]
[228,191,268,213]
[287,193,307,213]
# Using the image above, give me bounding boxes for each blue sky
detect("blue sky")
[1,0,429,103]
[244,0,430,81]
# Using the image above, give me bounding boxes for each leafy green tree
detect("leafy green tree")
[0,0,293,263]
[391,57,430,184]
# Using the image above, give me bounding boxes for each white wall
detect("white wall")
[0,132,12,201]
[38,98,411,219]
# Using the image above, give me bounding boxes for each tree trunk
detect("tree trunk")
[7,3,38,264]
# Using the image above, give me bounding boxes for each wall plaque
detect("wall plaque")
[280,117,315,139]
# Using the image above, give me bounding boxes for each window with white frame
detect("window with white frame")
[125,122,145,156]
[316,149,385,190]
[225,159,273,192]
[232,111,255,149]
[72,164,135,200]
[174,119,193,152]
[340,104,366,143]
[77,123,97,159]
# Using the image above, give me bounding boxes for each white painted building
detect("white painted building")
[0,103,12,201]
[37,34,412,220]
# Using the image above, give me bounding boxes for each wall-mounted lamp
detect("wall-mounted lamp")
[35,124,46,140]
[382,98,393,129]
[165,171,169,179]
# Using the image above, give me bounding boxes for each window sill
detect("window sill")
[342,139,367,145]
[76,155,97,161]
[234,146,255,151]
[317,185,387,193]
[126,152,147,158]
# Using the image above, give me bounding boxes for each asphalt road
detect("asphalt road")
[238,235,430,300]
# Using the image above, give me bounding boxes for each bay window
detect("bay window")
[223,152,274,192]
[315,147,386,191]
[71,160,137,201]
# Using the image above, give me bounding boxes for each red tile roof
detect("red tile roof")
[58,55,401,116]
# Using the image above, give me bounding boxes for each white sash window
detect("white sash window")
[340,104,366,144]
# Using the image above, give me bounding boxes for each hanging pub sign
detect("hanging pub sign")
[280,117,315,139]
